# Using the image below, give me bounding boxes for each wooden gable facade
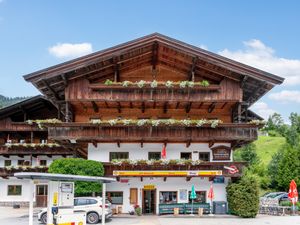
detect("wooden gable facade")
[23,33,284,150]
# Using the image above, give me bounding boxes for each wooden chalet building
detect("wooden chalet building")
[21,33,283,214]
[0,96,85,207]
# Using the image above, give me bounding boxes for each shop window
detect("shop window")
[39,160,47,166]
[180,152,192,160]
[4,160,11,167]
[109,152,129,161]
[159,191,177,204]
[199,152,210,161]
[17,160,25,166]
[7,185,22,196]
[148,152,161,160]
[188,191,206,203]
[107,192,123,204]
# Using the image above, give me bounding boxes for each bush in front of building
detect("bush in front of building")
[48,158,104,196]
[226,175,259,218]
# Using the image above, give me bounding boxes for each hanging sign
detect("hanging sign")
[113,170,222,177]
[211,145,231,160]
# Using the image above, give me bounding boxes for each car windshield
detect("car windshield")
[265,193,284,198]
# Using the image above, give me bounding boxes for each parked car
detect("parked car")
[38,197,112,224]
[260,192,290,204]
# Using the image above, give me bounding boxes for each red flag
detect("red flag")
[288,180,298,204]
[208,184,214,200]
[161,144,166,159]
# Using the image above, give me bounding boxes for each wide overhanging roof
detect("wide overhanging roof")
[14,172,116,183]
[23,33,284,108]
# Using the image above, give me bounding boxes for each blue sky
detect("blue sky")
[0,0,300,122]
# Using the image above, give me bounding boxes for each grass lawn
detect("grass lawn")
[254,136,286,166]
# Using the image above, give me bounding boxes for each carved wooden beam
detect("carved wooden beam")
[198,102,203,109]
[92,141,97,148]
[130,102,133,109]
[163,102,168,114]
[141,102,145,113]
[175,102,180,109]
[117,102,121,113]
[186,140,191,148]
[189,57,198,81]
[221,102,227,109]
[117,141,121,148]
[185,102,192,113]
[186,177,192,182]
[153,101,156,109]
[114,62,120,82]
[240,75,248,88]
[42,80,60,100]
[91,101,99,113]
[208,102,216,113]
[163,177,167,182]
[152,41,158,71]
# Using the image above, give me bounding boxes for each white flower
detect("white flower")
[122,81,130,87]
[177,159,186,165]
[137,119,148,126]
[179,81,188,88]
[91,119,102,124]
[161,159,169,165]
[165,81,174,88]
[187,81,194,88]
[165,119,176,125]
[151,120,160,126]
[147,160,155,165]
[196,119,207,127]
[122,119,132,125]
[108,119,118,126]
[182,119,191,126]
[150,80,158,88]
[210,120,221,128]
[191,160,202,166]
[137,80,146,88]
[27,120,33,125]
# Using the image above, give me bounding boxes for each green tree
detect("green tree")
[268,150,283,188]
[275,144,300,191]
[239,143,260,166]
[48,158,104,196]
[290,113,300,133]
[227,175,259,218]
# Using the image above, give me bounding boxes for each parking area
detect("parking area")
[0,207,300,225]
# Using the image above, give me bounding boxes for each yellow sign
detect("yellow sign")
[144,184,156,190]
[113,170,222,177]
[53,192,58,206]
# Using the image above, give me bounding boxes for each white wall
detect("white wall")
[88,143,232,162]
[106,177,228,214]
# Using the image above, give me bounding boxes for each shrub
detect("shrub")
[48,158,104,196]
[226,175,259,218]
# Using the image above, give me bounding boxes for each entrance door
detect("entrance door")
[36,185,48,207]
[143,189,156,214]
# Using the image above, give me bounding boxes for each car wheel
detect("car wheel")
[87,212,100,224]
[41,213,47,224]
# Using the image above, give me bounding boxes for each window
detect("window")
[199,152,210,161]
[188,191,206,203]
[4,160,11,167]
[159,191,177,204]
[36,185,48,196]
[180,152,192,160]
[107,192,123,204]
[17,160,25,166]
[39,160,47,166]
[8,185,22,196]
[148,152,161,160]
[75,199,89,206]
[109,152,129,161]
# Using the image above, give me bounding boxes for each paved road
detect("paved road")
[1,207,300,225]
[1,215,300,225]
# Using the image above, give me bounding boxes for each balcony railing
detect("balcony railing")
[0,166,48,178]
[47,123,258,144]
[103,162,246,177]
[0,144,74,156]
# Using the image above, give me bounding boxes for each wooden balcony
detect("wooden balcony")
[0,167,48,178]
[87,84,225,102]
[0,121,41,132]
[103,162,246,178]
[0,145,74,156]
[47,123,258,144]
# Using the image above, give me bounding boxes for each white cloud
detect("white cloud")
[250,101,276,120]
[218,39,300,86]
[269,90,300,103]
[48,43,93,59]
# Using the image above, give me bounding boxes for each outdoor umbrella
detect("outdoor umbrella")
[161,144,167,159]
[190,184,197,215]
[208,184,214,214]
[288,179,298,215]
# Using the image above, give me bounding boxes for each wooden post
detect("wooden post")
[65,102,70,122]
[237,102,242,123]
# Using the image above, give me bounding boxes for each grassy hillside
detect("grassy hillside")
[254,136,286,166]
